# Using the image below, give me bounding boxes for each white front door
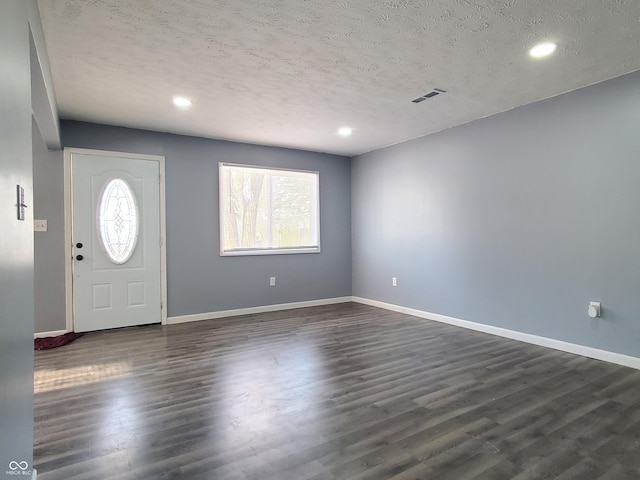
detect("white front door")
[71,151,162,332]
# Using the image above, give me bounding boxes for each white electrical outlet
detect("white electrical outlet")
[269,276,276,286]
[392,277,397,287]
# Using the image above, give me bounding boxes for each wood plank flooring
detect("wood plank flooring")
[34,303,640,479]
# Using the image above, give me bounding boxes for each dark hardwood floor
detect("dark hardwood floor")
[34,302,640,479]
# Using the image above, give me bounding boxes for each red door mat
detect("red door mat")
[34,332,83,350]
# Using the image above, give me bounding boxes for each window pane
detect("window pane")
[97,178,139,264]
[222,167,266,250]
[272,174,312,248]
[220,164,319,255]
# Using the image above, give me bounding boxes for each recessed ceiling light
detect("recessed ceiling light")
[173,96,192,109]
[338,127,352,137]
[529,42,557,59]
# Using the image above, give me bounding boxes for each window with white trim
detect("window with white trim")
[219,163,320,255]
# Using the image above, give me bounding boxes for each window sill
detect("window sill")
[220,247,321,256]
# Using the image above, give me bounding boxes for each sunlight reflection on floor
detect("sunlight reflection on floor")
[34,362,131,393]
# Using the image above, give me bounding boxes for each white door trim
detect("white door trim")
[64,147,168,331]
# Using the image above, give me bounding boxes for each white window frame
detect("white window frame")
[219,162,321,256]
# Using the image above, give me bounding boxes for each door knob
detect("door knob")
[76,242,83,248]
[76,255,84,261]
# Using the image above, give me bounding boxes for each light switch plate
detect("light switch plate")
[34,219,48,232]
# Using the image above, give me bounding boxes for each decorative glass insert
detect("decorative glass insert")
[97,178,139,264]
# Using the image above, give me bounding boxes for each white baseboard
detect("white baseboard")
[167,297,353,325]
[352,296,640,370]
[34,329,68,339]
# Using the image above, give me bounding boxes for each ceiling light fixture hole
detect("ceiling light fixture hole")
[173,96,192,109]
[529,42,557,58]
[338,127,352,137]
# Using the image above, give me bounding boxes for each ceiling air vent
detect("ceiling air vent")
[412,88,446,104]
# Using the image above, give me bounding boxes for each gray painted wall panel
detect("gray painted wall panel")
[55,122,352,320]
[33,119,65,333]
[0,0,34,475]
[352,70,640,358]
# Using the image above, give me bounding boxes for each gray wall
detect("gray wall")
[0,0,34,475]
[32,121,352,328]
[33,119,65,333]
[352,69,640,358]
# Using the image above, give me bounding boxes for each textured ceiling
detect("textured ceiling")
[38,0,640,156]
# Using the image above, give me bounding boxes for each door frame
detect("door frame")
[63,147,168,331]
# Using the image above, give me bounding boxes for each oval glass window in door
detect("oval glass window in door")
[97,178,139,264]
